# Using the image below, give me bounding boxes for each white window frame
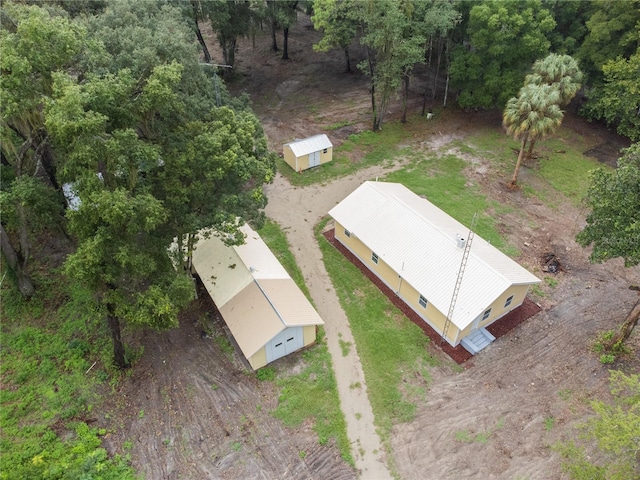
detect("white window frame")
[371,252,379,264]
[344,229,351,238]
[418,295,428,308]
[482,308,492,321]
[504,295,513,308]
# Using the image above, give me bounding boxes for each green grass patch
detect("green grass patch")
[0,275,137,479]
[316,218,437,438]
[276,121,412,187]
[455,124,608,205]
[324,120,354,131]
[273,329,353,465]
[536,141,607,203]
[258,221,352,465]
[544,416,555,431]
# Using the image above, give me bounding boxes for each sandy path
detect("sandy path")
[264,165,404,480]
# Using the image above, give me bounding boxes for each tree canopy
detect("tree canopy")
[577,143,640,267]
[559,370,640,480]
[450,0,555,109]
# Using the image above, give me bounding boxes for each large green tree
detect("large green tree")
[0,1,85,297]
[577,143,640,267]
[45,67,195,368]
[416,0,460,114]
[312,0,361,73]
[582,52,640,142]
[40,0,275,367]
[198,0,254,69]
[357,0,425,131]
[449,0,555,109]
[576,0,640,84]
[577,143,640,350]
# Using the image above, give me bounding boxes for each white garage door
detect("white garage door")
[266,327,304,363]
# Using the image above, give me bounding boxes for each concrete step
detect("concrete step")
[460,328,496,355]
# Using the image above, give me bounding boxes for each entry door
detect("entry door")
[309,150,320,167]
[266,327,303,363]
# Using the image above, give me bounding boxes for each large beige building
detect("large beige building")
[329,181,540,354]
[192,224,324,369]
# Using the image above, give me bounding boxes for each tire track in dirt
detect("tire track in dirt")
[103,304,356,480]
[391,274,634,480]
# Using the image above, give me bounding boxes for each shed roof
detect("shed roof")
[192,224,324,359]
[328,181,540,330]
[284,134,333,157]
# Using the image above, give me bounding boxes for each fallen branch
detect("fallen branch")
[85,361,97,375]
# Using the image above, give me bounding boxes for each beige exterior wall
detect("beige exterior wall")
[283,145,297,171]
[249,347,268,370]
[334,222,536,347]
[335,222,461,345]
[458,284,531,339]
[396,278,461,345]
[303,325,316,346]
[283,146,333,172]
[319,146,333,165]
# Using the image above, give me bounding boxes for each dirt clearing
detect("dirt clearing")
[102,16,639,480]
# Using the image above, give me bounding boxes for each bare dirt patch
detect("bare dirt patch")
[102,16,639,480]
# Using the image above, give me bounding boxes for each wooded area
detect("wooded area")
[1,1,638,478]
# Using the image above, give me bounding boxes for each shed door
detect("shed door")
[309,150,320,167]
[266,327,303,363]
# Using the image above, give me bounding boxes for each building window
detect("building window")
[344,229,351,238]
[418,295,428,308]
[371,252,379,264]
[323,148,328,154]
[504,295,513,308]
[482,308,492,321]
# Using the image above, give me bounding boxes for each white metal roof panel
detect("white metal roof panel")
[192,235,254,308]
[219,281,285,358]
[192,223,324,360]
[328,181,540,330]
[285,134,333,157]
[258,278,325,327]
[234,224,289,280]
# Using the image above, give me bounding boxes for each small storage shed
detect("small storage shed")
[328,181,541,354]
[283,134,333,172]
[192,224,324,370]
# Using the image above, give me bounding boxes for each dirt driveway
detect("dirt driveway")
[103,16,639,480]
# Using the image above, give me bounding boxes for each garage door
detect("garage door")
[266,327,303,364]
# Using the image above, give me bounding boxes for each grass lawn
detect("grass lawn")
[258,220,352,466]
[0,273,137,479]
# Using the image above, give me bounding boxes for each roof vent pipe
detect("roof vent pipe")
[456,234,466,248]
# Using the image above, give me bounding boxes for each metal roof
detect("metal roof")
[328,181,540,330]
[284,134,333,157]
[192,224,324,359]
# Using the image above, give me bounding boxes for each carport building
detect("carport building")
[192,224,324,369]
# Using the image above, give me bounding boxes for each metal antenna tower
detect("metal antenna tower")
[441,213,478,345]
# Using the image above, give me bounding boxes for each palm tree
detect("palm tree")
[503,84,564,188]
[526,53,583,106]
[522,54,583,160]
